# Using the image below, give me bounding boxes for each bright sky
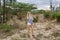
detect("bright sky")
[17,0,60,10]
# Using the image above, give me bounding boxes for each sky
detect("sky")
[17,0,60,10]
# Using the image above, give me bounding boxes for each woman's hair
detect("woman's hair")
[27,11,33,20]
[27,11,31,16]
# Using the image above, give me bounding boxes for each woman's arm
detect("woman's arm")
[27,13,30,21]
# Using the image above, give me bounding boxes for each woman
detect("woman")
[27,11,34,37]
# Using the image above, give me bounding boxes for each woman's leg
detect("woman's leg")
[30,24,34,36]
[27,24,34,37]
[27,25,30,35]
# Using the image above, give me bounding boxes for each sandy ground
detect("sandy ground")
[0,15,60,40]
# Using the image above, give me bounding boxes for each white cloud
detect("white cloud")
[37,5,50,10]
[17,0,28,3]
[56,0,60,1]
[17,0,60,10]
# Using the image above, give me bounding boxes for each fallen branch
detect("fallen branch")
[45,19,56,30]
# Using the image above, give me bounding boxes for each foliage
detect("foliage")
[38,10,46,14]
[0,0,37,22]
[43,11,60,22]
[55,12,60,21]
[46,12,60,21]
[0,23,13,32]
[16,2,37,14]
[51,12,56,19]
[33,16,38,22]
[15,3,37,20]
[31,10,45,14]
[44,12,50,18]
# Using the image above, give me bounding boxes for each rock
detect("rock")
[11,33,20,40]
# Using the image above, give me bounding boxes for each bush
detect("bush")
[44,12,50,18]
[0,23,13,32]
[33,16,38,22]
[55,13,60,22]
[51,13,56,20]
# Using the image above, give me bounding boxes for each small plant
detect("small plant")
[55,13,60,22]
[0,23,13,32]
[33,16,38,22]
[44,12,50,18]
[51,13,56,20]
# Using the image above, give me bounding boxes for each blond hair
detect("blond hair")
[27,11,33,20]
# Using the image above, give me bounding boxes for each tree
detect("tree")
[0,0,1,7]
[15,2,37,19]
[16,3,37,14]
[0,0,1,12]
[3,0,6,23]
[1,1,37,22]
[2,0,17,23]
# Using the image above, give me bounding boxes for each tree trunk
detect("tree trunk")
[0,0,1,7]
[3,0,6,23]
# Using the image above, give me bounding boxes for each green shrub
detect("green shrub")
[51,13,56,19]
[55,13,60,21]
[0,23,13,32]
[44,13,50,18]
[33,16,38,22]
